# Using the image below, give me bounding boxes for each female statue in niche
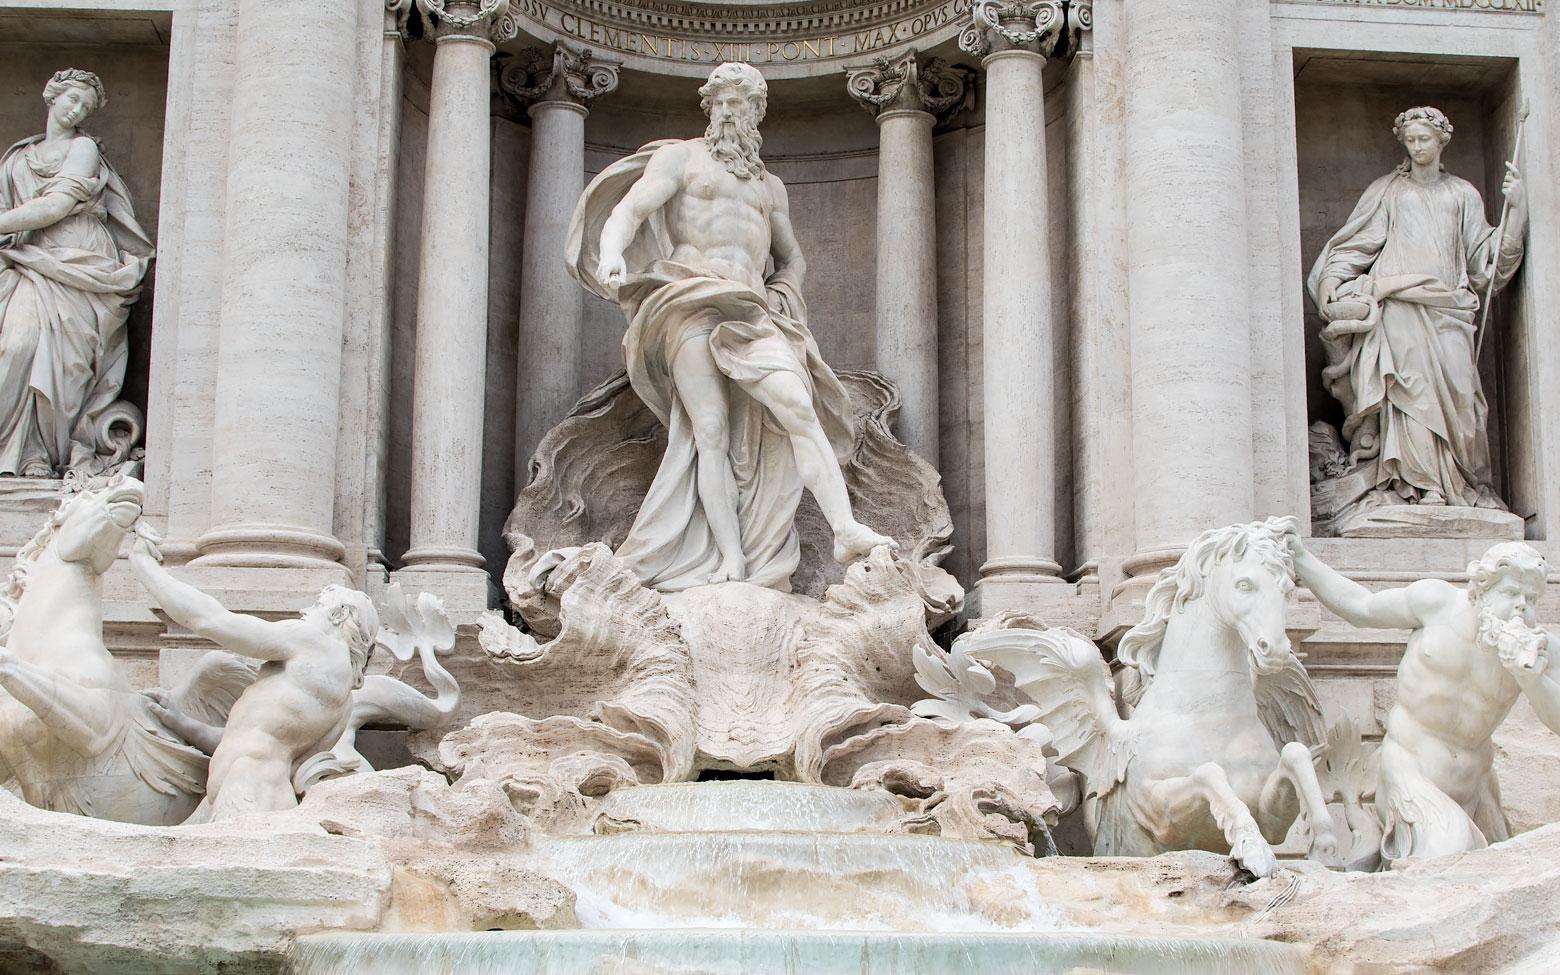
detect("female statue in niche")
[0,69,152,478]
[1308,106,1525,519]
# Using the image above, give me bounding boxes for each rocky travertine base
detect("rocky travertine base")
[1,769,1559,973]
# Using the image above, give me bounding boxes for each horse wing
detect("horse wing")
[170,651,260,727]
[1255,652,1327,752]
[963,625,1132,800]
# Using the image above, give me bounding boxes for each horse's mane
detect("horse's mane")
[3,499,75,603]
[1116,517,1296,707]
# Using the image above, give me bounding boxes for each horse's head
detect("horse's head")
[1118,517,1299,700]
[37,475,144,575]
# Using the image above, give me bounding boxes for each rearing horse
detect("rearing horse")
[0,476,210,825]
[967,517,1339,877]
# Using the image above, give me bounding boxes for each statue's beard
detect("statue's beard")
[705,112,765,180]
[1475,602,1546,671]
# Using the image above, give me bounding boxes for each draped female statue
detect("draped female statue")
[1308,106,1524,520]
[0,69,152,478]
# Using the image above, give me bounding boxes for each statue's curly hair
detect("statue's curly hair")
[1467,541,1546,602]
[43,68,107,113]
[698,62,767,123]
[1392,106,1453,146]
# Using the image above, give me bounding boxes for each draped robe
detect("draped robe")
[1307,165,1521,507]
[564,140,853,592]
[0,135,152,476]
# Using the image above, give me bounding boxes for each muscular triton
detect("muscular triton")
[1290,535,1560,863]
[129,529,377,820]
[568,62,893,592]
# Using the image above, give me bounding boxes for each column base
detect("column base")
[390,562,495,622]
[192,524,347,569]
[970,557,1082,622]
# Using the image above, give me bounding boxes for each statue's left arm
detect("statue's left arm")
[1508,631,1560,736]
[0,137,98,235]
[1468,163,1526,294]
[767,173,806,285]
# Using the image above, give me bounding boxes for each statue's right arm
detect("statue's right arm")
[1291,544,1431,630]
[0,138,97,235]
[598,144,686,267]
[128,548,297,662]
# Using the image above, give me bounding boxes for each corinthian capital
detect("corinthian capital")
[499,43,621,113]
[845,51,974,122]
[415,0,518,43]
[959,0,1090,60]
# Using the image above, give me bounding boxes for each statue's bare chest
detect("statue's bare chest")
[683,159,770,213]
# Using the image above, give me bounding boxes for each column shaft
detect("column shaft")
[1124,0,1253,558]
[874,108,940,466]
[402,29,495,571]
[196,0,357,568]
[979,49,1062,602]
[515,99,588,476]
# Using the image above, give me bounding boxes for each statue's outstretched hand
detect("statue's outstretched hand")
[131,521,163,564]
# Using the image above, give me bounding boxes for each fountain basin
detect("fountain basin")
[292,930,1307,975]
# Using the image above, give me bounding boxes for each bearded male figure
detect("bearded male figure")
[1290,537,1560,864]
[1309,106,1525,514]
[565,62,893,592]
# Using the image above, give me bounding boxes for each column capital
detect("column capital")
[845,50,973,123]
[957,0,1091,60]
[414,0,518,45]
[500,43,621,115]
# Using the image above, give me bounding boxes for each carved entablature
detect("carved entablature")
[504,0,978,78]
[845,50,974,122]
[499,42,621,112]
[957,0,1091,60]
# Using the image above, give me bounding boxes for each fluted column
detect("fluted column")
[194,0,359,569]
[961,1,1089,614]
[504,45,619,480]
[399,1,516,581]
[846,52,970,468]
[1122,0,1253,573]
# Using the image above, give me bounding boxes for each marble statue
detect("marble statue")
[1308,106,1525,526]
[0,69,153,478]
[1290,536,1560,864]
[0,475,213,825]
[565,61,894,592]
[129,528,380,821]
[943,519,1339,877]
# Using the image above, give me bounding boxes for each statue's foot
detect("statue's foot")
[1418,491,1446,506]
[1474,487,1508,511]
[20,461,51,478]
[706,556,746,585]
[831,521,898,564]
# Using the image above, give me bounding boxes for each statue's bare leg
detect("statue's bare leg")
[672,337,746,583]
[1258,741,1341,866]
[743,371,896,563]
[1146,763,1278,878]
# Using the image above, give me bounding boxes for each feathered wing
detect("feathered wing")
[962,626,1133,800]
[170,651,260,727]
[1254,652,1327,752]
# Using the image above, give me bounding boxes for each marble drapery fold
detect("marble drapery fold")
[0,135,152,476]
[1307,165,1521,508]
[565,140,853,592]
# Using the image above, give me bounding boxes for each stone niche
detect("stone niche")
[0,12,169,545]
[1293,50,1533,537]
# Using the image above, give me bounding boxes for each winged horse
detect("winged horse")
[964,517,1340,877]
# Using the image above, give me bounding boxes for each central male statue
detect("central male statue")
[567,62,893,592]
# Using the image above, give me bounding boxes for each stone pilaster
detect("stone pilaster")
[396,0,517,607]
[960,1,1089,617]
[504,44,620,481]
[194,0,361,573]
[846,52,971,468]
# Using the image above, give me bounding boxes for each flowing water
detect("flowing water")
[290,930,1307,975]
[289,781,1307,973]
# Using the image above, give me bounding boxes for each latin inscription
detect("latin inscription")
[512,0,976,64]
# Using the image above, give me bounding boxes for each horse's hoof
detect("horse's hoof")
[1233,836,1279,879]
